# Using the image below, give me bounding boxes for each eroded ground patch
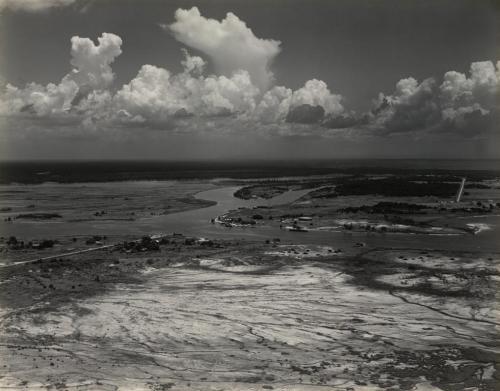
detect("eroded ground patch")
[1,239,498,390]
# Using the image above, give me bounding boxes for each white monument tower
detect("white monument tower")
[455,177,466,203]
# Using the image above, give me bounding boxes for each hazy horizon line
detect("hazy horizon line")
[1,157,500,163]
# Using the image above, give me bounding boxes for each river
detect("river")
[2,184,499,253]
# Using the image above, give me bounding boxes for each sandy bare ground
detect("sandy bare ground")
[0,240,498,390]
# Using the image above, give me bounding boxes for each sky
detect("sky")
[0,0,498,160]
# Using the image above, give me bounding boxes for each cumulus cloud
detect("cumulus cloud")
[369,61,499,136]
[370,77,441,134]
[0,28,345,137]
[168,7,281,92]
[0,5,496,143]
[441,61,499,106]
[322,113,367,129]
[290,79,344,115]
[0,33,122,119]
[108,47,345,130]
[0,80,78,116]
[439,61,500,132]
[113,51,260,125]
[180,48,205,75]
[253,80,344,125]
[0,8,348,136]
[0,0,75,12]
[254,86,292,123]
[73,89,113,129]
[66,33,122,90]
[286,104,325,124]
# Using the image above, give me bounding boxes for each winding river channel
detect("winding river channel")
[3,183,500,253]
[151,185,500,252]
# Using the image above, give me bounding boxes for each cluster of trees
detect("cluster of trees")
[234,185,288,200]
[15,213,62,220]
[338,201,430,214]
[5,236,56,250]
[335,178,457,197]
[122,236,160,252]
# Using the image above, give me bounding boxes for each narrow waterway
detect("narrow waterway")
[161,186,500,252]
[0,185,312,240]
[145,185,314,238]
[2,184,499,252]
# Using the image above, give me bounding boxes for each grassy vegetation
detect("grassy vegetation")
[338,202,430,214]
[16,213,62,219]
[335,178,458,197]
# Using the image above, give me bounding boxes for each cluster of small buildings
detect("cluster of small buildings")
[341,221,408,233]
[1,236,56,250]
[121,236,161,252]
[213,214,258,228]
[120,234,219,253]
[280,216,313,232]
[85,235,107,245]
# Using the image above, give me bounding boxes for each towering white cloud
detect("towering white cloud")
[169,7,281,92]
[0,5,496,142]
[436,61,499,136]
[440,61,499,120]
[66,33,123,90]
[0,33,122,118]
[112,51,260,125]
[0,0,75,12]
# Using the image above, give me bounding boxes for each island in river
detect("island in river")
[0,160,499,390]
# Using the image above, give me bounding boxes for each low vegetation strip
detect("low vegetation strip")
[334,178,458,197]
[236,175,468,201]
[338,201,430,214]
[234,185,289,200]
[15,213,62,219]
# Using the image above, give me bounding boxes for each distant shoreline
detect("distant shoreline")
[0,159,499,185]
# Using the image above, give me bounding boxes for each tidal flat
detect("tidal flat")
[0,170,499,390]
